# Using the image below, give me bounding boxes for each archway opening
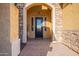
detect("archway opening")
[23,3,55,43]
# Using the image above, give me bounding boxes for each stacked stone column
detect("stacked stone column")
[16,3,25,42]
[54,4,63,42]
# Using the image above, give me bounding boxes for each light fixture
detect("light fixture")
[42,5,48,10]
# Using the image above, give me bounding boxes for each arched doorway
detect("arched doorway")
[22,3,56,43]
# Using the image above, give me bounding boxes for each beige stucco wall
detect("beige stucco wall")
[63,4,79,30]
[27,5,52,39]
[10,4,19,42]
[0,4,19,56]
[10,4,19,56]
[0,4,11,56]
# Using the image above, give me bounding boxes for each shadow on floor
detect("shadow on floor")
[19,38,53,56]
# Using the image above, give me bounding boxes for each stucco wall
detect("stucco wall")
[0,4,19,56]
[27,5,52,39]
[62,4,79,53]
[10,4,19,42]
[10,4,20,56]
[63,4,79,30]
[0,4,11,56]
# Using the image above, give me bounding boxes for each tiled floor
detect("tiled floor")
[19,39,79,56]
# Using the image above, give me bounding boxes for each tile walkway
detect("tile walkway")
[19,39,79,56]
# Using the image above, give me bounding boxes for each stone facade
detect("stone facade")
[53,4,62,42]
[62,30,79,54]
[16,3,25,40]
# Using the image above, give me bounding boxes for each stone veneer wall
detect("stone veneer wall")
[52,4,62,42]
[62,30,79,54]
[16,3,25,42]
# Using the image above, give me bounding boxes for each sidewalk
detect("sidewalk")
[47,42,79,56]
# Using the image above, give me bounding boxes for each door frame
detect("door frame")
[35,17,43,38]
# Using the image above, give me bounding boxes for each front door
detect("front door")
[35,17,43,38]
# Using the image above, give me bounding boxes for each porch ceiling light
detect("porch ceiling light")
[42,5,48,10]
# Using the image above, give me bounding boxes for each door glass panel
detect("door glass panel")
[37,19,42,32]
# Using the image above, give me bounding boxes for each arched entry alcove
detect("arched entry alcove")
[22,3,59,43]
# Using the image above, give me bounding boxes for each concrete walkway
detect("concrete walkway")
[19,39,79,56]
